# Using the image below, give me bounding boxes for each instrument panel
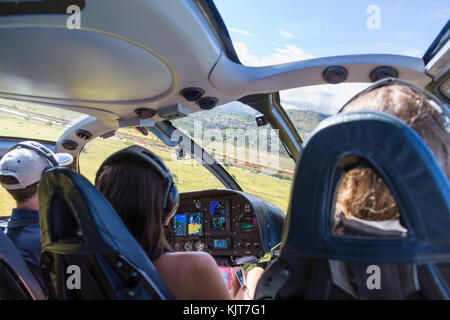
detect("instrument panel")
[167,190,268,263]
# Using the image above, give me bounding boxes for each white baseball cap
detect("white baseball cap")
[0,141,73,190]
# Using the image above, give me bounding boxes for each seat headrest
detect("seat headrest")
[39,167,131,254]
[283,111,450,264]
[38,167,172,298]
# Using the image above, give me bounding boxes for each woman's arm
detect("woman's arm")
[230,266,264,300]
[154,251,232,300]
[185,253,233,300]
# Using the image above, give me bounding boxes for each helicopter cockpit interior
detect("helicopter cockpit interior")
[0,0,448,303]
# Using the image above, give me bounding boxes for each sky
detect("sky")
[214,0,449,114]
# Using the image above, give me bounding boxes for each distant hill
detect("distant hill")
[218,101,259,116]
[175,107,328,134]
[286,109,329,140]
[173,107,329,157]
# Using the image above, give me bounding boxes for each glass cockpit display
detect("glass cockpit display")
[213,238,228,249]
[175,213,203,236]
[174,214,187,236]
[211,215,226,231]
[188,213,203,236]
[210,200,227,232]
[210,201,226,215]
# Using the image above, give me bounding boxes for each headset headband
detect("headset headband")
[13,141,59,167]
[95,146,176,213]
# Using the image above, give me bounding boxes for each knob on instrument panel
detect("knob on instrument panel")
[195,241,205,251]
[184,241,193,252]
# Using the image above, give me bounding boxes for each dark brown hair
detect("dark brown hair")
[95,155,171,259]
[0,175,38,204]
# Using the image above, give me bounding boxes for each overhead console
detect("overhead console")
[166,189,285,266]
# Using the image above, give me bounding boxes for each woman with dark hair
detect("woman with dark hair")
[95,148,262,300]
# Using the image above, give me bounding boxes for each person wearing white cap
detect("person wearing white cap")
[0,141,73,284]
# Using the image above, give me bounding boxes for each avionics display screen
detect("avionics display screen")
[211,215,226,231]
[210,201,226,215]
[213,238,228,249]
[174,214,187,236]
[188,213,203,236]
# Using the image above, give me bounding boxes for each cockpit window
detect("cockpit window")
[0,98,85,216]
[0,98,85,142]
[78,128,225,192]
[214,0,449,66]
[173,103,294,213]
[279,82,371,140]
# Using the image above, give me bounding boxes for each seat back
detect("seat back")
[38,167,173,300]
[255,111,450,300]
[0,230,46,299]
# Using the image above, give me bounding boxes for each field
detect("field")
[0,103,293,216]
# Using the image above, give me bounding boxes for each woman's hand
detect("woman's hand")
[229,266,264,300]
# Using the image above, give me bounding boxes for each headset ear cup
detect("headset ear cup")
[163,183,179,225]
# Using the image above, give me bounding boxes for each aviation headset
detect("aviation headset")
[95,145,180,225]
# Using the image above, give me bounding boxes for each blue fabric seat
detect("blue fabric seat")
[0,229,46,299]
[255,111,450,300]
[37,167,173,300]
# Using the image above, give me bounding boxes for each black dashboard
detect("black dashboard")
[166,189,285,266]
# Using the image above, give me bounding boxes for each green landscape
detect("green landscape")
[0,99,328,216]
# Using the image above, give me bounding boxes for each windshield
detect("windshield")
[173,103,295,213]
[213,0,449,140]
[78,128,226,192]
[279,82,372,140]
[0,98,86,141]
[215,0,449,66]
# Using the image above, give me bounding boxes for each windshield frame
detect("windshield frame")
[154,120,243,191]
[195,0,242,64]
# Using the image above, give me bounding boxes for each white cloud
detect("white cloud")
[279,29,294,39]
[233,41,313,66]
[233,41,371,114]
[401,48,422,58]
[232,41,261,66]
[428,5,450,20]
[229,27,253,37]
[280,83,372,114]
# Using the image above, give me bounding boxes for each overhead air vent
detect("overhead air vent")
[74,129,92,140]
[197,97,218,110]
[370,66,399,82]
[61,140,78,151]
[322,66,348,84]
[135,108,156,119]
[180,87,205,101]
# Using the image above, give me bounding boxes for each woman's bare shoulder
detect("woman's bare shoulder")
[153,251,231,300]
[156,251,218,271]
